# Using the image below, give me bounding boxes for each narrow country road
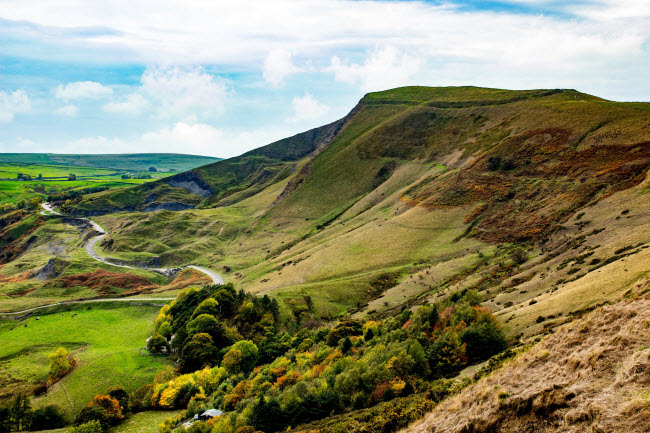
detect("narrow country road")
[39,202,224,284]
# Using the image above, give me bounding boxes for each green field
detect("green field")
[0,163,174,207]
[112,410,183,433]
[0,303,171,419]
[0,153,220,172]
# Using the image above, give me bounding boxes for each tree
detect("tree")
[148,166,157,172]
[231,340,259,372]
[341,336,352,354]
[186,314,229,346]
[89,395,123,426]
[408,340,430,376]
[459,311,508,362]
[222,348,243,374]
[190,298,220,320]
[107,387,129,413]
[326,320,363,346]
[49,348,72,381]
[147,334,169,354]
[30,405,65,431]
[428,331,467,376]
[387,350,415,378]
[75,406,108,430]
[511,248,528,264]
[9,394,31,431]
[180,333,218,372]
[0,406,10,433]
[68,173,76,181]
[158,322,173,339]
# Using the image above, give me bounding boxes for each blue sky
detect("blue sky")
[1,0,649,158]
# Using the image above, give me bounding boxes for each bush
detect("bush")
[48,347,73,381]
[30,405,66,431]
[70,420,103,433]
[511,248,528,264]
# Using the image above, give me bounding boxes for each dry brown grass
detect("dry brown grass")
[406,291,650,433]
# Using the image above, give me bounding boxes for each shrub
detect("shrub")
[70,420,103,433]
[48,347,73,382]
[30,405,66,431]
[511,248,528,265]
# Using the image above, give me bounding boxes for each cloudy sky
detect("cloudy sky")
[1,0,649,158]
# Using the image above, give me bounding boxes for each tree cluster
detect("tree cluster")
[150,288,508,433]
[0,394,65,432]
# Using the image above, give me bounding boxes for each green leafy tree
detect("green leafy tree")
[407,340,430,376]
[186,314,230,346]
[158,322,173,339]
[30,405,65,431]
[459,311,508,362]
[9,394,31,431]
[180,333,218,372]
[48,347,72,381]
[190,298,220,320]
[428,331,467,376]
[222,348,243,374]
[387,350,415,378]
[230,340,259,372]
[147,334,169,354]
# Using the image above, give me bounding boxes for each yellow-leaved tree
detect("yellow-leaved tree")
[48,347,73,382]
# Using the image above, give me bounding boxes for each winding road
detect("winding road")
[1,202,226,317]
[42,203,224,285]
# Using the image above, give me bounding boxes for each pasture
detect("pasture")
[0,302,171,418]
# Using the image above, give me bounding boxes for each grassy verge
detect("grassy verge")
[0,303,171,418]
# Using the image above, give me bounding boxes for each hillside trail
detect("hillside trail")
[0,297,176,316]
[35,201,224,288]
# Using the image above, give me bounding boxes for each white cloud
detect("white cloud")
[140,66,230,121]
[328,47,422,92]
[54,104,78,117]
[289,93,329,123]
[140,122,223,154]
[102,94,149,116]
[55,81,113,101]
[0,89,31,122]
[263,49,303,87]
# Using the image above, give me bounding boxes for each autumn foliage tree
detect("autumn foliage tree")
[48,348,73,382]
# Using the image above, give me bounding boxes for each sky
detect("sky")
[1,0,649,158]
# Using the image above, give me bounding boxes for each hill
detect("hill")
[65,86,650,331]
[0,153,221,172]
[2,85,649,433]
[407,282,650,433]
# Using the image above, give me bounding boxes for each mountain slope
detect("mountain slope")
[407,282,650,433]
[66,86,650,327]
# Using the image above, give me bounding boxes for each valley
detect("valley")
[0,86,649,433]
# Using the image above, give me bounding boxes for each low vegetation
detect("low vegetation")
[93,284,509,433]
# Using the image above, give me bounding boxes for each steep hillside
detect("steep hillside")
[60,86,650,328]
[407,280,650,433]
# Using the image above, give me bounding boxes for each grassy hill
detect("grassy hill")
[2,85,650,432]
[67,86,650,329]
[0,153,220,173]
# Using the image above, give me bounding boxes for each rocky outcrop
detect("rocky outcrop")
[167,170,212,197]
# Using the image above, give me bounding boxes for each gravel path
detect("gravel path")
[39,202,224,282]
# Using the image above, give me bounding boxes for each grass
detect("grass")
[111,410,183,433]
[0,153,219,172]
[0,303,171,418]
